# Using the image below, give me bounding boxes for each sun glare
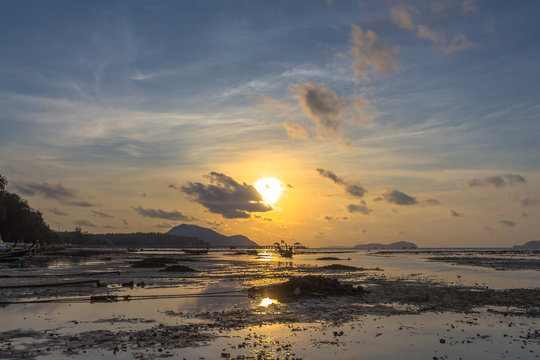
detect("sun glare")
[254,177,284,205]
[259,297,279,307]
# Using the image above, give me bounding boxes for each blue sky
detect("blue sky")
[1,0,539,247]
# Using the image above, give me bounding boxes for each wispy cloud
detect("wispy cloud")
[390,6,473,54]
[348,201,372,215]
[91,210,113,218]
[74,219,97,227]
[316,168,366,198]
[11,181,94,207]
[349,25,398,79]
[450,210,461,217]
[463,174,526,188]
[498,220,515,228]
[49,208,68,216]
[508,193,540,207]
[133,206,196,221]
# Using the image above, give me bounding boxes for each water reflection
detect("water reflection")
[259,297,279,307]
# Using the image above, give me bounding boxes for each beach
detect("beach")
[1,249,538,359]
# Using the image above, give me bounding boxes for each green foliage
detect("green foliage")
[0,174,53,243]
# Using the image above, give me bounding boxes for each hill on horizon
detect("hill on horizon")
[167,224,258,247]
[513,240,540,249]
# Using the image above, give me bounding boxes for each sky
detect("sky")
[1,0,539,247]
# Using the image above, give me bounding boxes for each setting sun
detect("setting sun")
[254,177,284,205]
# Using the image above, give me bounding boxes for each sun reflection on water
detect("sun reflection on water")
[259,298,279,307]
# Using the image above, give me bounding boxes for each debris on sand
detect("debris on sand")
[159,265,197,272]
[316,257,344,261]
[248,275,364,301]
[130,257,178,268]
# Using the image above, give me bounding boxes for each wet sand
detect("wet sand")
[0,249,538,359]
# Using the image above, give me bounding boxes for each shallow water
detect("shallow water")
[1,249,538,359]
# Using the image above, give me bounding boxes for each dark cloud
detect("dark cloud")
[498,220,515,228]
[422,199,440,206]
[49,208,68,216]
[91,210,113,218]
[324,216,349,221]
[382,189,418,205]
[181,172,272,219]
[449,210,461,217]
[347,201,372,215]
[102,225,116,229]
[133,206,196,221]
[74,219,96,227]
[122,219,129,225]
[168,184,178,190]
[290,81,372,140]
[316,168,366,198]
[463,174,526,188]
[68,201,93,207]
[12,181,94,207]
[254,215,273,221]
[521,212,528,218]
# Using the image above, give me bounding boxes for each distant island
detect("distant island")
[167,224,258,247]
[512,240,540,250]
[354,241,418,250]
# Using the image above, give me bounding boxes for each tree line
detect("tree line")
[0,174,53,243]
[0,174,209,248]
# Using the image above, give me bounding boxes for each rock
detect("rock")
[159,265,197,272]
[248,275,364,301]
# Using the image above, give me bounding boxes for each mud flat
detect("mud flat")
[0,249,539,359]
[427,256,540,270]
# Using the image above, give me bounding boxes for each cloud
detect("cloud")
[133,206,196,221]
[462,0,479,14]
[181,172,272,219]
[463,174,526,188]
[382,189,418,205]
[498,220,515,228]
[153,222,172,228]
[122,219,129,225]
[258,95,292,112]
[12,181,94,207]
[391,6,416,30]
[289,80,372,140]
[49,208,68,216]
[102,225,116,229]
[324,216,349,221]
[168,184,179,190]
[282,121,310,140]
[441,34,474,54]
[508,193,540,207]
[349,25,398,78]
[391,7,443,43]
[348,201,372,215]
[391,6,472,53]
[450,210,461,217]
[74,219,96,227]
[316,168,366,198]
[254,215,273,221]
[91,210,113,218]
[422,199,440,206]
